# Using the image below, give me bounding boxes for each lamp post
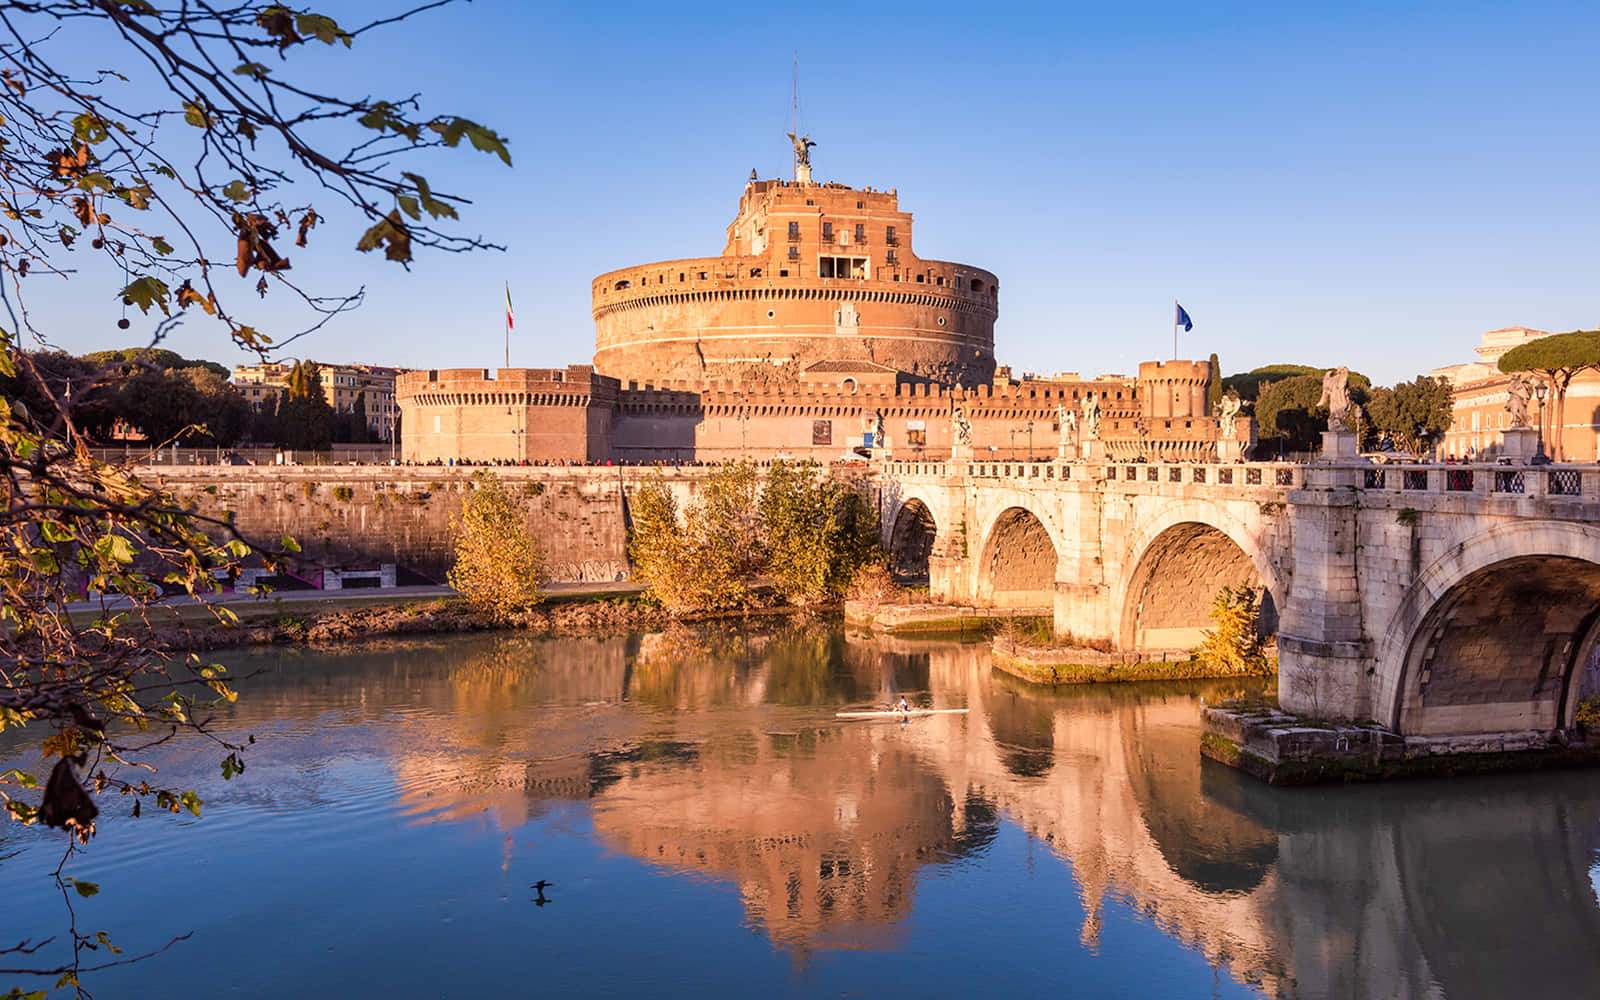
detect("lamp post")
[1009,427,1017,461]
[1533,381,1551,465]
[1027,420,1034,461]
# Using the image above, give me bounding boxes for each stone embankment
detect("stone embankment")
[991,638,1274,685]
[843,599,1043,636]
[149,465,721,584]
[1201,700,1600,785]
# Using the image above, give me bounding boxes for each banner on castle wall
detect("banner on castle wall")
[906,420,926,446]
[813,420,832,445]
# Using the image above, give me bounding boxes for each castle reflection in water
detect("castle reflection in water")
[233,628,1600,999]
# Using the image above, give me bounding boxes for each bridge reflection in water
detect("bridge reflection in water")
[255,628,1600,999]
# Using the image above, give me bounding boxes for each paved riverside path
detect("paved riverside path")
[66,580,645,617]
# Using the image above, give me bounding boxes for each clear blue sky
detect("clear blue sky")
[35,0,1600,385]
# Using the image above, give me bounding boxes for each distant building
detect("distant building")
[1432,326,1600,462]
[233,361,406,441]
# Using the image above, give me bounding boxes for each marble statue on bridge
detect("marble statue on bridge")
[1317,366,1353,432]
[1215,392,1242,439]
[1082,393,1102,439]
[1057,403,1077,441]
[1505,374,1532,428]
[951,405,972,446]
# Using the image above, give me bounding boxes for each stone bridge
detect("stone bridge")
[872,457,1600,739]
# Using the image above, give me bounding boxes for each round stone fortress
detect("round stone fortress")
[592,171,998,389]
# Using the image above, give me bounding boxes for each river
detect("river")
[3,625,1599,998]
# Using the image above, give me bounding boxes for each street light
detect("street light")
[1532,380,1551,465]
[1027,420,1034,461]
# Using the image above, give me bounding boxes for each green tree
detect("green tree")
[1207,352,1223,413]
[1254,375,1326,454]
[1497,330,1600,462]
[0,2,507,988]
[761,461,883,604]
[84,348,230,380]
[1254,371,1373,455]
[629,463,884,611]
[1222,364,1324,401]
[274,360,333,451]
[1363,376,1453,456]
[630,466,761,612]
[448,472,544,620]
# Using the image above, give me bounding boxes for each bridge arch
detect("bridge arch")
[1375,521,1600,734]
[1114,502,1283,652]
[888,498,937,583]
[976,504,1060,608]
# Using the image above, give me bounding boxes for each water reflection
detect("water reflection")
[14,626,1597,998]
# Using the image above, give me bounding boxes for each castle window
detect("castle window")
[856,201,863,209]
[614,279,631,290]
[698,271,708,280]
[936,276,944,286]
[886,249,897,264]
[779,269,789,277]
[788,246,799,261]
[885,225,897,246]
[822,221,833,242]
[750,267,762,277]
[971,280,984,293]
[916,274,925,283]
[805,199,814,206]
[854,223,866,243]
[788,221,800,240]
[679,273,685,281]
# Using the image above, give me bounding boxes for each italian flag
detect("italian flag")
[505,283,514,330]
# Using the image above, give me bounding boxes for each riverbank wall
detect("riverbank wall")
[147,466,716,583]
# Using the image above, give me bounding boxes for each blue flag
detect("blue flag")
[1174,302,1193,332]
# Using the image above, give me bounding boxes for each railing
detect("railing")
[1550,469,1582,496]
[876,459,1595,503]
[880,459,1302,492]
[1494,470,1525,494]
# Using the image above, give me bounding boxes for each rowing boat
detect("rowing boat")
[835,708,970,719]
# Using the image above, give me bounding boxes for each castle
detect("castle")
[397,142,1246,464]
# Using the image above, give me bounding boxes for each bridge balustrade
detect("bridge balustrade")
[1494,470,1525,494]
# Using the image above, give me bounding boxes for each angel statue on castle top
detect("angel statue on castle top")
[787,132,816,168]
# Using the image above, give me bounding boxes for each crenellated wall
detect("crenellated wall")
[397,366,617,464]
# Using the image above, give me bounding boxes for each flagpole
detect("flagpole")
[504,282,510,370]
[1173,300,1178,362]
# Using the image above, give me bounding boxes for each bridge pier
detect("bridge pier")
[1277,467,1375,721]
